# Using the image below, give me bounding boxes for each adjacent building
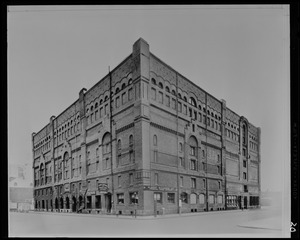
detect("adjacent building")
[32,38,261,216]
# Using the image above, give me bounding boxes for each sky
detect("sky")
[8,5,290,193]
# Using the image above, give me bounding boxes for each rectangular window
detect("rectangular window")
[129,173,133,185]
[189,108,192,117]
[166,95,170,107]
[217,195,223,204]
[129,192,138,204]
[178,102,182,112]
[199,113,202,122]
[155,173,158,185]
[151,88,156,100]
[203,115,206,124]
[167,193,175,204]
[153,150,158,163]
[172,99,176,109]
[118,175,121,187]
[180,157,184,167]
[243,148,246,157]
[180,176,183,187]
[122,92,127,105]
[106,158,109,169]
[191,178,196,189]
[95,195,101,208]
[128,88,133,100]
[117,193,124,204]
[194,111,197,120]
[158,92,163,104]
[105,104,108,115]
[116,97,120,108]
[100,107,103,118]
[87,196,92,209]
[243,160,247,168]
[243,172,247,180]
[190,146,196,156]
[183,105,187,115]
[190,159,196,170]
[154,192,162,203]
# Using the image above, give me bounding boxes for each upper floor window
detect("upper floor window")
[151,78,156,85]
[158,82,163,89]
[129,135,134,147]
[117,139,122,151]
[153,135,157,146]
[165,86,170,93]
[189,97,197,107]
[121,83,126,90]
[171,90,176,96]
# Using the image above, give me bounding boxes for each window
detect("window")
[190,146,196,156]
[153,135,157,146]
[86,196,92,209]
[158,91,163,104]
[203,179,206,188]
[243,160,247,168]
[171,90,176,96]
[190,193,197,204]
[116,97,120,108]
[180,157,184,167]
[167,193,175,203]
[243,172,247,180]
[181,192,188,203]
[209,195,215,204]
[189,97,197,107]
[243,148,246,157]
[199,194,205,204]
[128,88,133,100]
[129,173,133,185]
[165,86,170,93]
[172,98,176,109]
[179,142,183,152]
[166,95,170,107]
[129,135,134,147]
[95,195,101,208]
[158,82,163,89]
[130,192,138,204]
[191,178,196,189]
[118,175,121,187]
[117,193,124,204]
[151,88,156,100]
[151,78,156,85]
[180,176,183,187]
[153,151,158,162]
[178,102,182,112]
[122,92,127,105]
[154,192,162,203]
[117,139,122,151]
[155,173,158,185]
[217,195,223,204]
[190,159,196,170]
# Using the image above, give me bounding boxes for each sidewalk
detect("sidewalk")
[27,208,256,220]
[237,216,282,231]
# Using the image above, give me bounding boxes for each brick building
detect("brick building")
[32,38,261,216]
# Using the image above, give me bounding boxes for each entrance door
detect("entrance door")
[244,196,248,209]
[72,197,77,212]
[105,193,112,213]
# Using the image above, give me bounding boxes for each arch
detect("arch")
[128,78,133,85]
[104,95,109,102]
[121,83,126,90]
[115,87,120,94]
[171,89,176,96]
[55,197,59,209]
[72,196,77,212]
[188,136,198,157]
[66,196,70,209]
[60,197,64,209]
[158,82,163,89]
[199,194,205,204]
[99,99,103,105]
[178,93,182,99]
[165,86,170,93]
[198,105,202,110]
[183,96,187,102]
[95,102,98,109]
[189,97,197,107]
[117,139,122,150]
[151,78,156,85]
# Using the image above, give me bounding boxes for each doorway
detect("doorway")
[72,196,77,212]
[244,196,248,209]
[105,193,112,213]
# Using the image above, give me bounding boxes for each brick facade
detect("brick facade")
[32,38,261,216]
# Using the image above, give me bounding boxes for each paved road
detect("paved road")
[9,207,288,238]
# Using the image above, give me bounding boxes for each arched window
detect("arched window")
[128,78,133,85]
[189,136,198,157]
[104,96,108,102]
[100,99,103,105]
[198,105,202,110]
[190,193,197,204]
[151,78,156,85]
[215,114,218,119]
[117,139,122,151]
[178,93,182,99]
[189,97,197,107]
[121,83,126,90]
[129,135,134,147]
[153,135,157,146]
[165,86,170,93]
[158,82,163,89]
[171,90,176,96]
[102,132,111,154]
[199,194,205,204]
[95,103,98,109]
[243,124,247,145]
[179,142,183,152]
[115,88,120,94]
[183,96,187,102]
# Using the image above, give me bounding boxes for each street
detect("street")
[9,206,288,238]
